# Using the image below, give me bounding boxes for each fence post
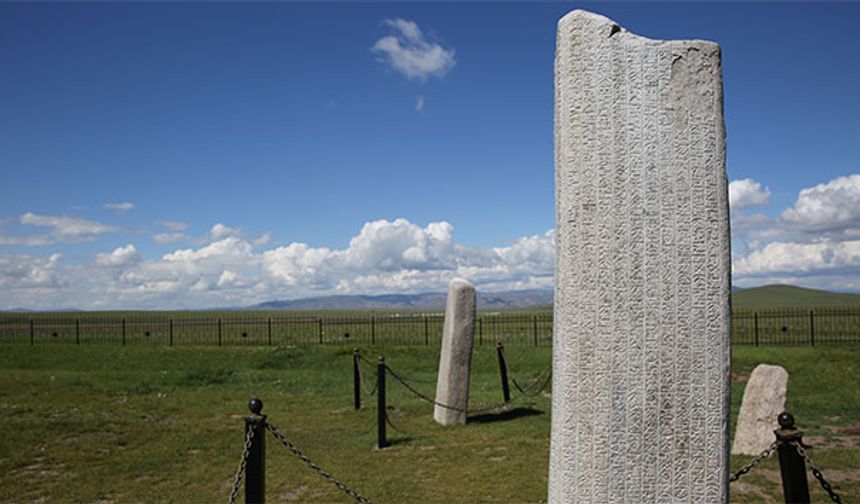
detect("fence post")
[774,411,810,504]
[424,316,429,345]
[245,398,267,504]
[533,315,538,346]
[267,317,272,346]
[122,318,126,346]
[377,356,388,449]
[29,319,34,346]
[371,316,376,345]
[169,319,174,347]
[496,342,511,403]
[809,311,815,347]
[353,349,361,410]
[318,318,323,344]
[75,318,80,345]
[218,318,222,347]
[754,312,760,347]
[478,318,483,346]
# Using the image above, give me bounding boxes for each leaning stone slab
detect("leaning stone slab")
[550,10,731,503]
[434,278,477,426]
[732,364,789,455]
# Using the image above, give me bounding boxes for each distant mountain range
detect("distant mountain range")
[5,284,860,313]
[249,284,860,311]
[249,289,554,311]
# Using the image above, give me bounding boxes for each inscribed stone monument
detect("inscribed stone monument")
[550,10,732,503]
[434,278,476,426]
[732,364,789,455]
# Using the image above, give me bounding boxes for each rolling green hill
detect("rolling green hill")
[732,284,860,310]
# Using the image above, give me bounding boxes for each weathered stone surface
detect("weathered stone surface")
[732,364,789,455]
[550,10,731,503]
[434,278,476,426]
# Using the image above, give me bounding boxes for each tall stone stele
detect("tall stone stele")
[551,10,732,503]
[434,278,477,426]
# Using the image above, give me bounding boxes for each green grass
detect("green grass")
[0,344,858,503]
[733,285,860,310]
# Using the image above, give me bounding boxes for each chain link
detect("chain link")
[510,366,552,396]
[384,363,521,415]
[793,442,844,503]
[729,441,780,483]
[384,364,469,413]
[265,422,374,504]
[227,426,255,504]
[355,358,378,396]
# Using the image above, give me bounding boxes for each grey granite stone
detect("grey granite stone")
[550,10,732,503]
[434,278,476,426]
[732,364,789,455]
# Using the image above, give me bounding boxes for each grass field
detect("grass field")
[1,343,858,503]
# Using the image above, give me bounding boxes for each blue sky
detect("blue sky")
[1,2,859,310]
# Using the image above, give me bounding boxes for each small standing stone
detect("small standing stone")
[732,364,789,455]
[434,278,477,425]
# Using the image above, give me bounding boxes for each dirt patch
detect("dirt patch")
[279,484,308,501]
[835,424,860,436]
[731,481,778,502]
[732,372,750,383]
[795,422,860,451]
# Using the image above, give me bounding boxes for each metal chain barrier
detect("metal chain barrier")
[356,357,378,396]
[227,426,255,504]
[384,363,516,414]
[383,364,468,413]
[793,442,844,503]
[729,441,780,483]
[510,366,552,396]
[265,422,375,504]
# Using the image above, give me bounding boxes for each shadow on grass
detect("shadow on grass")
[468,407,544,424]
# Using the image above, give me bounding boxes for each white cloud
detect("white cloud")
[729,178,771,212]
[0,253,65,289]
[14,213,120,244]
[163,236,253,263]
[94,244,140,268]
[415,95,425,112]
[781,174,860,233]
[733,239,860,276]
[371,18,456,81]
[252,232,274,247]
[2,218,555,309]
[157,220,188,231]
[104,202,134,214]
[210,223,241,241]
[153,232,190,244]
[0,234,55,246]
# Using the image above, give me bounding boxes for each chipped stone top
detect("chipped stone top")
[557,9,719,51]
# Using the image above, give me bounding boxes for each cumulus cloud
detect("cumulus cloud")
[0,218,556,309]
[731,174,860,289]
[104,202,134,214]
[371,18,456,81]
[733,239,860,276]
[0,253,65,289]
[94,244,140,268]
[262,219,553,296]
[729,178,771,212]
[210,223,241,241]
[781,174,860,233]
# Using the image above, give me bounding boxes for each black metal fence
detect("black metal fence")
[0,308,858,346]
